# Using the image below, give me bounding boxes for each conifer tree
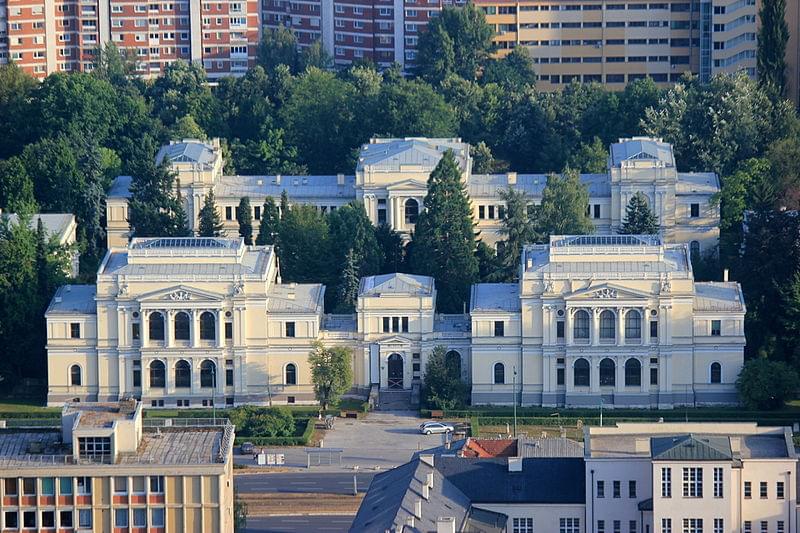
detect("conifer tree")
[335,249,360,312]
[75,135,106,261]
[255,197,280,245]
[128,160,190,238]
[279,190,289,218]
[236,197,253,245]
[198,190,224,237]
[498,188,536,281]
[619,192,659,235]
[410,150,478,313]
[535,168,594,238]
[757,0,789,94]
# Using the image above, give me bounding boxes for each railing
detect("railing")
[143,418,231,428]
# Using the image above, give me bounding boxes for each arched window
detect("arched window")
[600,310,615,340]
[574,310,590,339]
[493,363,505,385]
[624,359,641,387]
[200,360,216,388]
[445,351,462,380]
[625,310,641,339]
[574,358,590,387]
[404,198,419,224]
[174,360,191,388]
[200,312,216,341]
[70,365,82,386]
[710,362,722,384]
[599,358,616,386]
[149,360,165,388]
[174,312,190,341]
[285,363,297,385]
[149,312,165,341]
[690,240,700,258]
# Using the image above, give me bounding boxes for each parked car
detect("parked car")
[241,442,255,454]
[419,422,455,435]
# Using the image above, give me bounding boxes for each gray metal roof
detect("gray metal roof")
[470,283,520,312]
[610,137,675,167]
[694,282,744,312]
[100,249,268,278]
[552,234,662,247]
[357,138,468,172]
[360,273,434,296]
[468,173,611,198]
[434,314,471,333]
[156,140,217,167]
[651,435,733,461]
[322,314,356,332]
[214,174,356,199]
[46,285,96,315]
[107,175,132,198]
[5,213,75,242]
[520,437,585,458]
[267,284,325,313]
[676,173,719,195]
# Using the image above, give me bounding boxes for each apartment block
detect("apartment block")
[0,400,234,532]
[0,0,259,78]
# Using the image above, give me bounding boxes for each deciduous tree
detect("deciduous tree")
[535,169,594,238]
[309,341,353,411]
[423,345,468,410]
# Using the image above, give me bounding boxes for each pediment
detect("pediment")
[564,283,651,301]
[385,179,429,192]
[136,285,225,303]
[378,335,413,345]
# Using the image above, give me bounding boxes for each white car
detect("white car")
[419,422,455,435]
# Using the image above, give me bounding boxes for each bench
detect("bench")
[340,410,359,419]
[430,410,444,419]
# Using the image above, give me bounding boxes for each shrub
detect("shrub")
[736,358,800,410]
[227,406,296,437]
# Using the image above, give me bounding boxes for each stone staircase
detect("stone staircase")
[377,389,414,411]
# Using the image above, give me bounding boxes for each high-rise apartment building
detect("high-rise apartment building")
[0,0,259,78]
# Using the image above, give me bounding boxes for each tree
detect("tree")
[415,3,494,83]
[198,191,224,237]
[475,240,503,282]
[335,249,360,312]
[481,47,537,90]
[423,345,469,410]
[128,160,190,238]
[410,150,478,312]
[757,0,789,95]
[92,42,137,87]
[22,136,83,213]
[300,40,333,71]
[277,204,331,284]
[255,197,280,245]
[0,157,37,214]
[170,114,207,140]
[471,141,507,174]
[257,26,302,73]
[619,192,659,235]
[498,188,536,280]
[374,78,458,138]
[237,197,253,245]
[308,341,353,411]
[0,63,37,159]
[75,135,108,262]
[535,169,594,238]
[736,358,799,410]
[375,224,405,274]
[233,488,248,533]
[229,130,306,176]
[147,60,220,133]
[568,136,607,174]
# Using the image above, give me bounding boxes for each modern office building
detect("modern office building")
[106,136,721,257]
[0,400,235,532]
[352,422,799,533]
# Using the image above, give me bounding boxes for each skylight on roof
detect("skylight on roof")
[553,235,661,247]
[133,237,235,249]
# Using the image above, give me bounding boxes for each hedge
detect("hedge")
[469,416,480,437]
[234,418,315,446]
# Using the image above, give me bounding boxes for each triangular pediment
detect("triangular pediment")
[385,179,429,191]
[137,284,225,303]
[565,283,651,301]
[378,335,413,345]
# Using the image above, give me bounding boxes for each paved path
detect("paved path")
[243,515,353,533]
[235,472,376,494]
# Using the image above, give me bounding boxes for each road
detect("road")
[242,515,353,533]
[235,472,376,494]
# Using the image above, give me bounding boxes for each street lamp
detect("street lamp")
[211,365,216,425]
[512,366,518,438]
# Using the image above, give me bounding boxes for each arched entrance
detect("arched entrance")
[387,353,404,389]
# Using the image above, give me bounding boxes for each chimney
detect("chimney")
[275,174,281,185]
[507,172,517,185]
[422,483,430,500]
[426,472,434,490]
[730,437,741,454]
[508,457,523,472]
[525,254,533,270]
[723,268,729,282]
[420,454,434,467]
[337,173,345,186]
[437,517,456,533]
[414,499,422,519]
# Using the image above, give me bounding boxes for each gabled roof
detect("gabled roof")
[360,273,434,297]
[5,213,76,243]
[267,284,325,313]
[694,282,745,313]
[357,138,468,172]
[470,283,520,312]
[650,434,733,461]
[156,140,217,167]
[610,137,675,167]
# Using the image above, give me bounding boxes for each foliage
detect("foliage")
[375,224,405,274]
[535,169,594,238]
[335,249,360,312]
[498,188,536,280]
[757,0,789,95]
[255,197,280,245]
[277,204,331,284]
[128,160,190,238]
[423,345,469,410]
[234,488,248,532]
[568,136,607,173]
[237,197,253,245]
[227,406,296,437]
[410,151,478,312]
[327,202,381,308]
[736,358,799,410]
[0,157,37,214]
[198,191,224,237]
[308,342,354,410]
[481,47,537,90]
[619,192,659,235]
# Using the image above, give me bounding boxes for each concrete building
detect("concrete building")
[106,136,721,258]
[0,400,234,532]
[353,422,798,533]
[0,0,259,79]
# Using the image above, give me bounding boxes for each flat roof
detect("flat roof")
[64,402,136,429]
[46,285,96,316]
[470,283,520,312]
[694,282,745,312]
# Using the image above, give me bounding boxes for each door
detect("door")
[387,353,403,389]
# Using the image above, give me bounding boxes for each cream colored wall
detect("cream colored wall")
[473,502,586,532]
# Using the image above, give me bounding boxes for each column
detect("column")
[616,356,625,393]
[542,307,550,345]
[141,311,149,348]
[191,358,199,396]
[643,308,650,345]
[217,357,225,396]
[591,309,600,346]
[565,357,574,394]
[640,357,647,394]
[590,359,600,393]
[617,308,625,346]
[141,358,150,396]
[165,358,173,395]
[166,311,174,348]
[565,308,573,345]
[191,310,200,348]
[216,310,224,348]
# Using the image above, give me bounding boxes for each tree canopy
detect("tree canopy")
[619,192,659,235]
[309,341,354,411]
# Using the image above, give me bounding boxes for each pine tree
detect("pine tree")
[498,188,536,281]
[535,168,594,238]
[335,249,360,312]
[279,190,289,219]
[410,150,478,313]
[757,0,789,95]
[236,197,253,245]
[198,190,224,237]
[128,160,190,238]
[375,224,405,274]
[619,192,659,235]
[35,218,49,299]
[75,135,106,260]
[255,197,280,245]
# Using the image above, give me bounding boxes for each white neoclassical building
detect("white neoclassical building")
[46,234,744,408]
[106,136,720,258]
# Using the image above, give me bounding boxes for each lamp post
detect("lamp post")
[211,365,216,425]
[512,365,518,438]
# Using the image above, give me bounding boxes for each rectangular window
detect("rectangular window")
[682,467,702,498]
[613,520,621,533]
[761,522,768,533]
[743,523,752,533]
[613,480,621,498]
[713,467,723,497]
[133,365,141,387]
[690,203,700,217]
[4,512,18,529]
[650,320,658,338]
[41,477,55,496]
[79,437,111,459]
[777,480,785,499]
[133,508,146,527]
[650,367,658,385]
[4,478,17,495]
[77,477,91,495]
[150,476,164,493]
[488,205,495,219]
[41,511,55,528]
[559,518,580,533]
[760,481,767,498]
[744,481,751,498]
[225,206,233,220]
[132,322,141,341]
[629,521,636,533]
[23,511,35,529]
[512,518,534,533]
[598,520,605,533]
[22,478,36,495]
[557,368,565,385]
[629,480,636,498]
[285,322,295,337]
[683,519,703,533]
[777,521,785,533]
[132,476,145,494]
[402,317,409,333]
[711,320,721,336]
[151,508,165,527]
[113,477,127,494]
[114,509,128,528]
[556,321,565,338]
[225,322,233,339]
[661,467,672,497]
[478,205,485,219]
[597,480,605,498]
[662,519,672,533]
[494,321,504,337]
[392,317,399,332]
[713,518,723,533]
[382,317,390,333]
[70,323,81,338]
[226,368,233,386]
[593,204,601,218]
[253,206,261,220]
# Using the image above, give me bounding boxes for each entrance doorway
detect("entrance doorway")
[387,354,404,389]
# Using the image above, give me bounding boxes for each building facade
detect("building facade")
[106,136,721,258]
[0,400,234,532]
